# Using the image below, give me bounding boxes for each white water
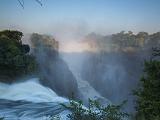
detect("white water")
[0,78,67,103]
[60,53,111,105]
[0,78,70,120]
[0,52,111,120]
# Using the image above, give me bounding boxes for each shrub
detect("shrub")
[63,99,129,120]
[134,49,160,120]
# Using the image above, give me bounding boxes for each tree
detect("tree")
[134,49,160,120]
[0,30,37,82]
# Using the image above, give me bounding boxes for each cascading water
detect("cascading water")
[0,78,70,120]
[0,42,111,120]
[60,52,111,105]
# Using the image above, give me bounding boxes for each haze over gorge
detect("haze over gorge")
[0,0,160,120]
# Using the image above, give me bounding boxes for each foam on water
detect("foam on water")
[0,78,68,103]
[0,78,70,120]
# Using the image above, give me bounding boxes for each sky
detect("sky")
[0,0,160,38]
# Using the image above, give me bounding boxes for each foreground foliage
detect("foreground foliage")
[0,30,37,82]
[0,118,4,120]
[64,99,129,120]
[134,49,160,120]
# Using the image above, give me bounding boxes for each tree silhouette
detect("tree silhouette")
[17,0,42,9]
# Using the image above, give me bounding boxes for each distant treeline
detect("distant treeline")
[112,31,160,48]
[85,31,160,52]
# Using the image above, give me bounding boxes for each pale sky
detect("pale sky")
[0,0,160,37]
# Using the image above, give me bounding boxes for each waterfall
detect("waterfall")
[60,52,111,105]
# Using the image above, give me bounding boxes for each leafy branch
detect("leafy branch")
[17,0,42,9]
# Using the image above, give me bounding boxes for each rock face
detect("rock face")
[38,51,79,98]
[30,33,79,98]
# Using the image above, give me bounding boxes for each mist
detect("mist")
[22,30,155,114]
[1,0,160,119]
[0,26,159,119]
[58,31,155,114]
